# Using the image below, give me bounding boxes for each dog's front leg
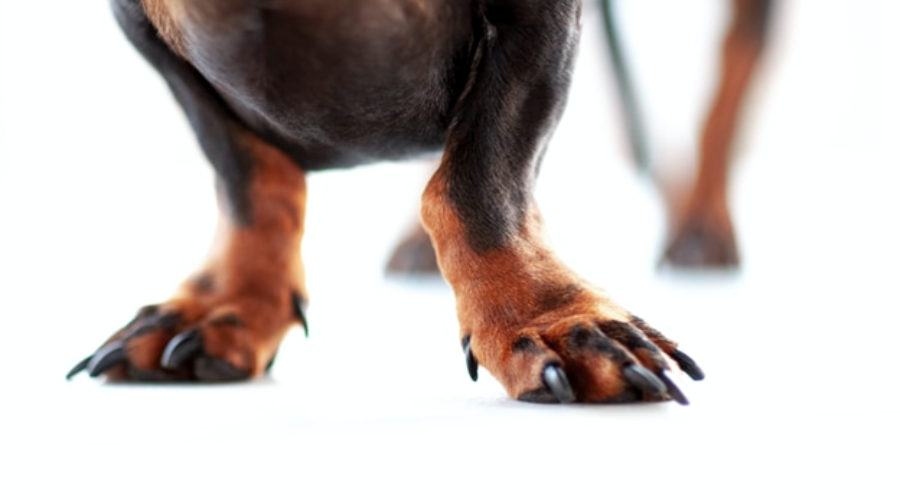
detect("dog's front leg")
[422,0,703,403]
[67,1,307,381]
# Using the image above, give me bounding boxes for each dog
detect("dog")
[63,0,771,404]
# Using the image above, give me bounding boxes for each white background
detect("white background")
[1,1,898,498]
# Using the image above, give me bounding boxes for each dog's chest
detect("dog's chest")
[144,0,474,168]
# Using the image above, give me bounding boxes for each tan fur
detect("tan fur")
[696,0,767,200]
[105,131,308,379]
[141,0,187,56]
[421,167,651,401]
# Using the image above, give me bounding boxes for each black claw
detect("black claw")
[542,364,576,404]
[127,311,181,340]
[670,349,705,381]
[66,356,91,380]
[659,371,690,406]
[623,365,667,397]
[292,292,309,338]
[462,335,478,382]
[161,329,203,370]
[87,341,128,377]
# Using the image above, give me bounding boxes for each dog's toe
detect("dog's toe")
[465,308,702,404]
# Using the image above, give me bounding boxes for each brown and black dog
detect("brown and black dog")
[66,0,770,404]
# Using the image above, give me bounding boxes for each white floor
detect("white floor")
[1,1,899,499]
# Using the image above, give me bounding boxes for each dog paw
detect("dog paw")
[461,290,703,404]
[67,288,306,382]
[664,204,739,268]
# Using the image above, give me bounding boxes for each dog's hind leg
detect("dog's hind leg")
[386,221,440,275]
[386,162,441,275]
[599,0,651,172]
[421,0,703,403]
[67,1,308,381]
[664,0,773,268]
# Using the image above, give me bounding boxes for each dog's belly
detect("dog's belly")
[150,0,474,170]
